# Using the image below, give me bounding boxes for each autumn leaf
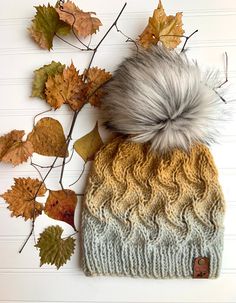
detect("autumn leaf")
[45,63,85,110]
[56,1,102,38]
[27,117,68,158]
[0,178,46,221]
[0,130,24,159]
[35,225,76,269]
[1,141,34,166]
[139,0,184,49]
[29,4,71,50]
[45,190,77,230]
[74,122,103,162]
[85,67,112,107]
[0,130,33,166]
[32,61,65,99]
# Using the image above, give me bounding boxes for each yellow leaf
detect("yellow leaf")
[27,117,68,158]
[85,67,112,107]
[0,178,46,221]
[139,0,184,49]
[0,130,33,166]
[74,122,103,162]
[56,1,102,38]
[45,63,85,110]
[45,190,77,230]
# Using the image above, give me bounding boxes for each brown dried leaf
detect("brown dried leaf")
[139,0,184,49]
[0,178,46,220]
[0,130,33,166]
[45,189,77,230]
[85,67,112,107]
[56,1,102,38]
[2,141,34,166]
[27,117,68,158]
[45,63,85,110]
[74,122,103,162]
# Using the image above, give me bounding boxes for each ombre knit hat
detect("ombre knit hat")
[81,46,227,279]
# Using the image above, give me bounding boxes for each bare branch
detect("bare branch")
[33,109,52,126]
[69,161,86,187]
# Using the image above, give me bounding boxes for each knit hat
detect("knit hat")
[81,46,227,279]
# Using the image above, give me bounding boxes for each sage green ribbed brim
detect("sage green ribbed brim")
[82,208,224,278]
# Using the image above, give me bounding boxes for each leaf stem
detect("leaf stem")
[55,33,92,52]
[69,161,86,187]
[33,109,52,126]
[31,148,75,169]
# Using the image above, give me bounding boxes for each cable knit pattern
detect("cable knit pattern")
[81,137,225,278]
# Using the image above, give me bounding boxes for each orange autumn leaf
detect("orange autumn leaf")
[27,117,68,158]
[85,67,112,107]
[0,178,46,221]
[44,189,77,230]
[56,1,102,38]
[139,0,184,49]
[0,130,33,166]
[0,130,24,158]
[45,63,85,110]
[2,141,34,166]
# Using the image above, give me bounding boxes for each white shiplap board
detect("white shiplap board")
[0,0,236,302]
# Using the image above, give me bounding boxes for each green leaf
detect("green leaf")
[74,122,103,162]
[32,61,65,99]
[29,4,71,50]
[35,225,76,269]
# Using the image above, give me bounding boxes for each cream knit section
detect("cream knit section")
[81,137,225,278]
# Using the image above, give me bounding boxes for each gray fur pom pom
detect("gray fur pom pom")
[101,45,228,152]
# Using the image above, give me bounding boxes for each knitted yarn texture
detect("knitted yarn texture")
[81,137,225,278]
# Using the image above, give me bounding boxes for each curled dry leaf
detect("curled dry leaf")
[0,130,33,166]
[27,117,68,158]
[45,63,85,110]
[56,0,102,38]
[74,122,103,162]
[85,67,112,107]
[32,61,65,99]
[139,0,184,49]
[45,189,77,230]
[35,225,76,269]
[29,4,71,50]
[0,178,46,221]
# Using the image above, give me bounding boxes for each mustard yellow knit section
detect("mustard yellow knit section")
[85,137,225,228]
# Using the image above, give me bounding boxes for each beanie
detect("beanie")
[81,45,227,279]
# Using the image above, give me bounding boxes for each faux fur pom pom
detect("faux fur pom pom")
[101,45,227,152]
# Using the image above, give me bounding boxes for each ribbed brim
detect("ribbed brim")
[82,208,224,278]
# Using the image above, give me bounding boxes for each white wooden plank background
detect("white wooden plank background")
[0,0,236,302]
